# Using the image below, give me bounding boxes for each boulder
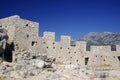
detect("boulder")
[34,59,45,68]
[10,71,21,79]
[0,28,7,55]
[50,73,61,80]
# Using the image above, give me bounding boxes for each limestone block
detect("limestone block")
[43,32,55,42]
[60,35,71,47]
[34,59,44,68]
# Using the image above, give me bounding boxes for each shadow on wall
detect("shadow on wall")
[4,42,14,62]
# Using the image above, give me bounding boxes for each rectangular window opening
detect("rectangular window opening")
[117,56,120,61]
[85,57,89,65]
[31,41,37,46]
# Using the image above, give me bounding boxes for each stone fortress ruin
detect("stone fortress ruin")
[0,15,120,70]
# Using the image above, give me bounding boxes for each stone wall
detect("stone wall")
[41,31,120,69]
[0,15,120,70]
[0,15,18,44]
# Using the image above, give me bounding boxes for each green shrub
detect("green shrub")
[29,72,35,76]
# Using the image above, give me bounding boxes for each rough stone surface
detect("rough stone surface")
[0,15,120,80]
[0,15,120,69]
[34,59,44,68]
[0,28,7,55]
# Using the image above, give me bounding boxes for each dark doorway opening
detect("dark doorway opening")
[117,56,120,61]
[85,57,89,65]
[4,42,14,62]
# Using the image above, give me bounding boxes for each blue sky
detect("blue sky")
[0,0,120,41]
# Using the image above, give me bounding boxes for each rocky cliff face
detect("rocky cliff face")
[78,32,120,50]
[0,28,7,55]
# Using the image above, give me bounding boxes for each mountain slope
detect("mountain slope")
[78,32,120,50]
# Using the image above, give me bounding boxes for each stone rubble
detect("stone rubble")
[0,28,7,56]
[0,50,57,79]
[0,15,120,80]
[0,52,120,80]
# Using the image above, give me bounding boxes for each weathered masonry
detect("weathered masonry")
[0,15,120,70]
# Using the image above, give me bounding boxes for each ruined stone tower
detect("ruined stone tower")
[0,15,120,70]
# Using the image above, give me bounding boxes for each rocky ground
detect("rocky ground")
[0,64,120,80]
[0,51,120,80]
